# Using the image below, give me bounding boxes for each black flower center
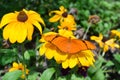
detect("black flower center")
[17,11,28,22]
[62,12,68,18]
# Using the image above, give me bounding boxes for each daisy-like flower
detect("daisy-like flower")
[0,9,45,43]
[9,62,29,79]
[103,39,119,52]
[49,6,74,23]
[111,30,120,38]
[90,34,104,48]
[91,34,119,52]
[58,15,76,31]
[39,29,95,69]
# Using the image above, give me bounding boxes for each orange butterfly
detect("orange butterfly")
[44,34,96,54]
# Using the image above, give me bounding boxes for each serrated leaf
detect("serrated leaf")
[40,68,55,80]
[2,70,22,80]
[113,53,120,63]
[24,51,30,60]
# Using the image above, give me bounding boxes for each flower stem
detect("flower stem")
[21,43,27,80]
[82,23,91,40]
[102,51,105,57]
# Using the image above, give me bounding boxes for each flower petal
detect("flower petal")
[45,48,54,59]
[3,23,12,40]
[62,59,69,69]
[49,11,62,16]
[78,56,89,66]
[16,22,27,43]
[8,22,18,43]
[54,51,68,62]
[0,13,18,28]
[25,22,34,40]
[59,6,67,12]
[9,68,18,72]
[69,55,78,68]
[103,45,109,53]
[13,62,19,68]
[26,10,45,26]
[39,43,46,56]
[30,20,42,34]
[49,15,61,22]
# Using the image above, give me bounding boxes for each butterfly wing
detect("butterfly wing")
[69,39,88,53]
[44,35,57,42]
[45,35,96,54]
[52,36,88,54]
[83,40,96,50]
[51,36,69,53]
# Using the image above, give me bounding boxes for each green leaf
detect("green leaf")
[88,56,105,74]
[28,72,39,80]
[0,49,17,53]
[40,68,56,80]
[71,74,84,80]
[58,77,66,80]
[24,51,30,60]
[113,53,120,63]
[105,61,114,67]
[27,50,35,57]
[92,69,105,80]
[2,70,22,80]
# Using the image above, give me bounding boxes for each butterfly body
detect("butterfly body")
[44,35,96,54]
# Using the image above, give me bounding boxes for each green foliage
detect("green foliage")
[113,53,120,63]
[40,68,56,80]
[0,0,120,80]
[92,69,105,80]
[24,51,30,60]
[0,49,17,65]
[28,72,39,80]
[2,70,22,80]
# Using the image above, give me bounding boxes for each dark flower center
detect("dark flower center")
[17,11,28,22]
[18,68,22,70]
[62,12,68,17]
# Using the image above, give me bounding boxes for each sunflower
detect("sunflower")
[39,29,95,69]
[49,6,74,23]
[9,62,29,79]
[0,9,45,43]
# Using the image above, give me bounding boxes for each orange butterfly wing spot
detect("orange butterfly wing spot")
[44,34,96,54]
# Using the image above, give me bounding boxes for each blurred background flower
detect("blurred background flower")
[9,62,29,79]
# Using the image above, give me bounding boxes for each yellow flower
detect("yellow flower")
[90,33,104,48]
[0,9,45,43]
[39,30,95,69]
[49,6,71,22]
[58,15,76,31]
[91,34,119,52]
[104,39,119,52]
[9,62,29,79]
[111,30,120,38]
